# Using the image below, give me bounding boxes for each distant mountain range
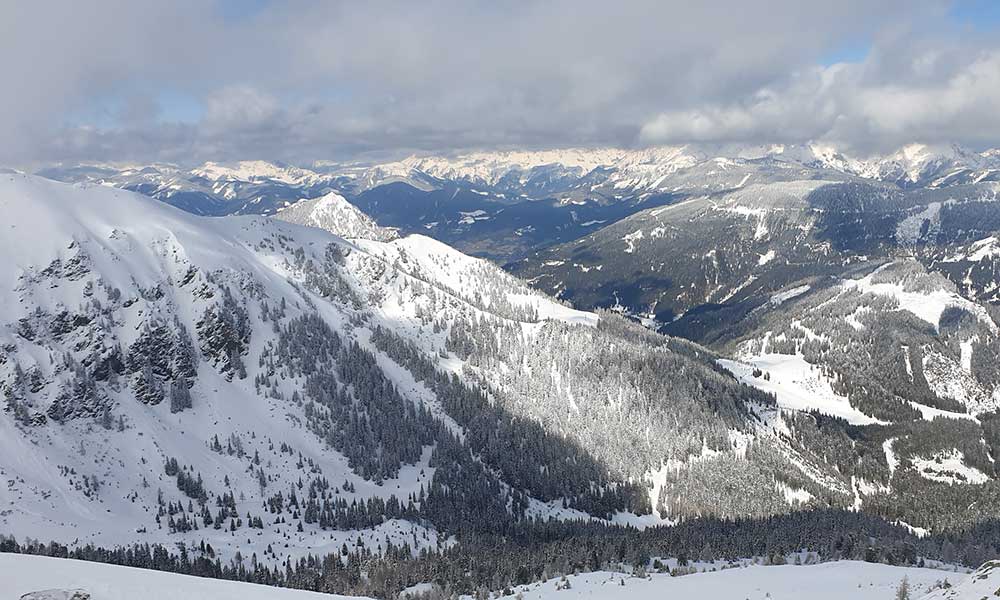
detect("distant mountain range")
[37,143,1000,262]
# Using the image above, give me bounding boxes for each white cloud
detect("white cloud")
[640,43,1000,154]
[4,0,997,164]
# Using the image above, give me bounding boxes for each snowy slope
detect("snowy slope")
[2,553,369,600]
[480,561,957,600]
[920,560,1000,600]
[709,256,1000,525]
[724,260,1000,419]
[845,262,997,334]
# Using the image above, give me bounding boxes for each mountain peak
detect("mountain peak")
[274,191,399,242]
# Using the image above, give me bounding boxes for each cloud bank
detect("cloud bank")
[3,0,997,165]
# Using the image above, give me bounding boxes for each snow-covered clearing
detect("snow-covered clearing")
[845,263,997,333]
[719,354,883,425]
[770,284,810,306]
[911,450,990,485]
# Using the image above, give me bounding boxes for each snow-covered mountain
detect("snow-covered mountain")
[716,259,1000,528]
[0,174,456,562]
[274,191,399,242]
[4,172,1000,596]
[191,160,330,187]
[512,175,1000,531]
[0,173,871,574]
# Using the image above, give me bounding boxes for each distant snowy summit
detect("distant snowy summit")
[274,190,399,242]
[32,141,1000,263]
[39,142,1000,206]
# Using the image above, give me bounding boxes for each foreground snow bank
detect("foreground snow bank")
[491,561,959,600]
[1,554,370,600]
[0,553,971,600]
[920,559,1000,599]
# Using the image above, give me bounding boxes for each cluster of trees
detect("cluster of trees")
[6,297,205,425]
[371,323,650,518]
[269,313,440,482]
[296,243,364,311]
[7,300,122,423]
[126,318,198,411]
[164,458,208,503]
[196,286,251,381]
[434,309,785,517]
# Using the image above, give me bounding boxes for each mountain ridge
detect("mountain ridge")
[36,141,1000,263]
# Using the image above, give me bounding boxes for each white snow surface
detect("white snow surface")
[1,554,969,600]
[480,560,959,600]
[920,559,1000,600]
[921,349,996,415]
[2,553,369,600]
[896,202,942,245]
[770,284,810,306]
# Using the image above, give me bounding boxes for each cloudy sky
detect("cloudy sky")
[4,0,1000,165]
